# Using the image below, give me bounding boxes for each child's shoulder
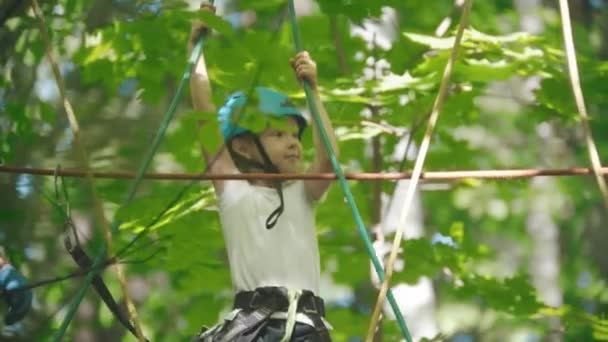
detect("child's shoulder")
[217,180,250,206]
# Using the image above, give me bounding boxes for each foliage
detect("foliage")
[1,0,608,341]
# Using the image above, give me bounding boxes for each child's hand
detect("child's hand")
[188,2,216,52]
[290,51,318,90]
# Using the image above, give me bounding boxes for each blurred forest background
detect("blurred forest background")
[1,0,608,341]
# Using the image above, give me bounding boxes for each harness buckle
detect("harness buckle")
[301,296,319,315]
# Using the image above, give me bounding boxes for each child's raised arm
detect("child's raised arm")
[188,2,238,194]
[189,3,216,115]
[291,52,339,201]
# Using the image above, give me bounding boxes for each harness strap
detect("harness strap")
[306,311,332,341]
[234,287,325,317]
[280,289,301,342]
[219,307,274,342]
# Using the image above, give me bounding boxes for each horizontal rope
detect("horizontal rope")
[1,165,607,181]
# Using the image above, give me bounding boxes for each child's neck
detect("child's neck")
[249,179,275,188]
[244,167,278,188]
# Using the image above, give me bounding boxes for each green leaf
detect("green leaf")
[197,11,235,38]
[404,32,456,50]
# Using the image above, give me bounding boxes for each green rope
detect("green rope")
[125,37,205,204]
[53,24,210,342]
[286,2,413,341]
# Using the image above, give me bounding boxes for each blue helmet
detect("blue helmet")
[218,86,307,141]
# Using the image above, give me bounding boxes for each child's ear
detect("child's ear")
[231,136,253,158]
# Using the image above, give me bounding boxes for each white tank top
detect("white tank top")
[218,180,321,294]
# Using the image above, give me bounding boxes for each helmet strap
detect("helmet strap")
[226,135,285,230]
[251,136,285,229]
[226,142,268,173]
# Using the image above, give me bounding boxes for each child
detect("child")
[188,3,338,342]
[0,251,32,326]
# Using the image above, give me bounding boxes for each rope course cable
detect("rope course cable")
[2,165,608,181]
[365,0,473,340]
[29,1,146,340]
[287,1,415,341]
[558,0,608,210]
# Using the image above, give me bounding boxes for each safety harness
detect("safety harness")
[196,287,330,342]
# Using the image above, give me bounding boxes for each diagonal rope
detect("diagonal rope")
[287,1,413,341]
[558,0,608,210]
[365,1,474,340]
[125,22,206,203]
[113,181,199,259]
[29,1,146,340]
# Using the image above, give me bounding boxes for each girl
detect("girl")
[189,3,338,342]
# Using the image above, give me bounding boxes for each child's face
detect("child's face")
[257,117,303,173]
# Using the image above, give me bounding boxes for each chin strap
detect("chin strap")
[264,182,284,229]
[251,137,285,230]
[227,137,285,229]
